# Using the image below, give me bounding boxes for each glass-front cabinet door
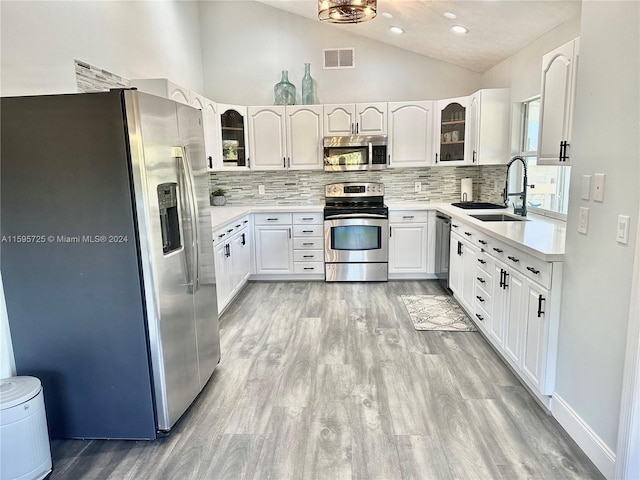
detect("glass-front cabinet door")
[218,104,250,170]
[435,97,470,165]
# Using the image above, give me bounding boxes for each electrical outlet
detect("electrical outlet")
[617,215,630,244]
[593,173,606,202]
[258,184,265,195]
[578,207,589,234]
[414,181,422,193]
[493,180,498,193]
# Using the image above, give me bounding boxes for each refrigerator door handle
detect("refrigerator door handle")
[178,146,200,293]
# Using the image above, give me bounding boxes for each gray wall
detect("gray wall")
[198,1,482,105]
[554,0,639,452]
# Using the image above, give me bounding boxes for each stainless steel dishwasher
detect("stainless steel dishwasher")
[435,213,452,292]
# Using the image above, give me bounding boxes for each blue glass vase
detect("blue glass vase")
[274,70,296,105]
[301,63,314,105]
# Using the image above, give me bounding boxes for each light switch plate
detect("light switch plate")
[581,175,592,200]
[414,181,422,193]
[593,173,606,202]
[258,184,265,195]
[578,207,589,234]
[617,215,630,244]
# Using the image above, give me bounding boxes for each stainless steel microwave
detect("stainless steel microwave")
[323,135,388,172]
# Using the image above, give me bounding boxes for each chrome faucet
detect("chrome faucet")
[503,156,528,216]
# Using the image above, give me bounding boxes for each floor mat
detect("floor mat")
[401,294,477,332]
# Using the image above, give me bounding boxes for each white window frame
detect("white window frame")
[519,96,568,222]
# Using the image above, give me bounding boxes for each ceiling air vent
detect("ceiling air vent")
[323,48,355,69]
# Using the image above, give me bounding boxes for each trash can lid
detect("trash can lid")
[0,376,42,410]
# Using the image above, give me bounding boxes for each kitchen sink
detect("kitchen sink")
[470,213,528,222]
[451,201,507,210]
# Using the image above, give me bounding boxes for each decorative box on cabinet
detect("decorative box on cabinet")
[324,103,387,135]
[537,38,580,165]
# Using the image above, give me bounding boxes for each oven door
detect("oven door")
[324,217,389,263]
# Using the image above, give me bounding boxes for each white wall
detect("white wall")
[554,0,639,460]
[0,273,16,379]
[0,1,205,96]
[198,1,481,105]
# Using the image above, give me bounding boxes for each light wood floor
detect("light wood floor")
[49,281,603,479]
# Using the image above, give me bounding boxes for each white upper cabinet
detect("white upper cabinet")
[130,78,191,106]
[190,93,221,171]
[324,103,387,135]
[467,89,511,165]
[249,105,323,171]
[434,96,470,166]
[387,101,434,168]
[248,106,287,170]
[537,37,580,165]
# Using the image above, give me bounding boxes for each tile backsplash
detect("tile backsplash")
[209,165,506,205]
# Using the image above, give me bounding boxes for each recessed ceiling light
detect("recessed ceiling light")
[389,26,404,34]
[443,12,457,19]
[451,25,469,34]
[382,12,393,19]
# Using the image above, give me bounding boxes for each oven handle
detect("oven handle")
[324,213,389,220]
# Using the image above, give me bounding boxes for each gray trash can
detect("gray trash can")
[0,376,52,480]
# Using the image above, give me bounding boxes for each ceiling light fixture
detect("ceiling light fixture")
[443,12,457,19]
[389,26,404,34]
[451,25,469,34]
[318,0,377,24]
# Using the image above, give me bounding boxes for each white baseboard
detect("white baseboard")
[551,394,616,479]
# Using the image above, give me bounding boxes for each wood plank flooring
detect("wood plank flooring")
[48,281,603,479]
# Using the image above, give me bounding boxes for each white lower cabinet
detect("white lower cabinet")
[213,216,251,314]
[292,213,324,277]
[254,216,293,274]
[389,211,429,277]
[448,218,562,403]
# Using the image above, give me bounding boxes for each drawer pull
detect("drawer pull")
[526,266,540,275]
[507,255,520,263]
[475,313,484,322]
[303,267,315,270]
[218,233,226,238]
[464,231,472,236]
[402,215,414,219]
[235,224,241,228]
[303,242,314,246]
[301,217,314,221]
[478,240,487,245]
[477,277,485,284]
[267,218,278,221]
[451,224,459,229]
[476,295,485,303]
[493,247,503,253]
[477,259,486,265]
[227,229,234,233]
[243,220,249,224]
[302,230,314,233]
[303,255,314,258]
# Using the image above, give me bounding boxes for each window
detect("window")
[519,97,570,219]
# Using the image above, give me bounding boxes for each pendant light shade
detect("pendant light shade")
[318,0,377,24]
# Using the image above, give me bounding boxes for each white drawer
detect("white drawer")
[292,212,323,225]
[474,282,492,316]
[294,262,324,274]
[213,216,249,242]
[475,263,493,293]
[293,237,324,250]
[293,224,323,237]
[522,255,553,289]
[389,211,429,223]
[294,250,324,262]
[254,213,292,226]
[473,302,490,330]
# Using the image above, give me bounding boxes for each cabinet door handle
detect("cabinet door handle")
[225,244,230,257]
[526,266,540,275]
[288,228,291,239]
[478,240,487,245]
[464,232,472,236]
[457,241,462,256]
[493,247,503,253]
[247,158,250,168]
[507,255,520,263]
[477,258,486,265]
[503,271,509,289]
[499,269,505,288]
[241,233,246,246]
[388,154,390,165]
[283,157,286,168]
[473,150,477,163]
[390,227,392,238]
[477,277,485,284]
[476,295,485,303]
[287,157,291,168]
[207,156,213,169]
[537,295,546,318]
[475,313,484,322]
[435,153,438,163]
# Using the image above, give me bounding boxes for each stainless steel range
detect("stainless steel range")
[324,182,389,282]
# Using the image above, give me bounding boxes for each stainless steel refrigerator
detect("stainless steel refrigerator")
[0,89,220,439]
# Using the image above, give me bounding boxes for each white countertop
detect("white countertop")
[210,202,566,262]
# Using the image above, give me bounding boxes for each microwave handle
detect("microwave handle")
[368,142,373,168]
